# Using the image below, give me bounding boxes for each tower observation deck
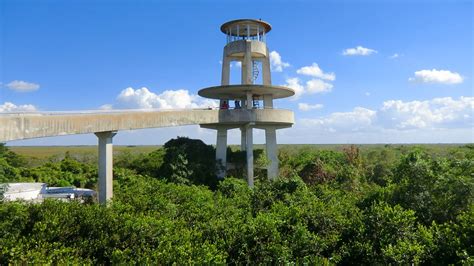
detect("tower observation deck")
[198,19,295,186]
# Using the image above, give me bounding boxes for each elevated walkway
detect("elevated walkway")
[0,108,293,142]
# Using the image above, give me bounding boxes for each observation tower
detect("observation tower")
[198,19,295,186]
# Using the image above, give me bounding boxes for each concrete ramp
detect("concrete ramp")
[0,108,294,142]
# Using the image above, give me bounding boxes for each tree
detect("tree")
[160,137,217,187]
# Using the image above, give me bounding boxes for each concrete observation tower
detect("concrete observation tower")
[198,19,295,186]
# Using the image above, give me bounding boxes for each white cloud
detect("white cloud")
[296,63,335,81]
[299,96,473,134]
[6,80,40,92]
[300,107,377,133]
[389,53,400,59]
[409,69,463,84]
[342,46,377,56]
[365,92,371,96]
[379,96,473,129]
[0,102,37,112]
[283,77,333,100]
[269,51,290,72]
[298,103,324,111]
[283,78,305,100]
[105,87,218,110]
[306,79,333,94]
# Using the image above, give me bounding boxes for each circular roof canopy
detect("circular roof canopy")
[198,85,294,100]
[220,19,272,36]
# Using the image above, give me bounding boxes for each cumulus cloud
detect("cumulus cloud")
[6,80,40,92]
[269,51,290,72]
[283,77,333,100]
[298,103,324,111]
[282,78,305,100]
[306,79,334,94]
[300,107,377,132]
[104,87,218,110]
[0,102,37,112]
[342,46,377,56]
[296,63,335,81]
[379,96,473,129]
[409,69,463,84]
[298,96,473,133]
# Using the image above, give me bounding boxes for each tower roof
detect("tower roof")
[220,19,271,36]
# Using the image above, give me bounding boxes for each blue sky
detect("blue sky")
[1,0,473,145]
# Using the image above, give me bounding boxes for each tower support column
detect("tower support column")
[245,124,254,187]
[265,127,278,180]
[221,52,231,85]
[263,49,272,85]
[240,126,246,151]
[95,131,117,204]
[244,41,253,84]
[263,94,273,109]
[246,91,253,109]
[216,127,228,178]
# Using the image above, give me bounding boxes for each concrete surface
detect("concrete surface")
[0,109,294,142]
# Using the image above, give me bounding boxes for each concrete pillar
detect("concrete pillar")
[221,53,230,86]
[241,59,246,84]
[95,131,117,204]
[240,127,246,151]
[265,127,279,180]
[216,127,227,178]
[263,49,272,85]
[244,41,253,85]
[263,94,273,109]
[245,125,254,187]
[246,91,253,109]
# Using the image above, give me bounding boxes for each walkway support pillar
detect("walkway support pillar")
[216,127,228,179]
[95,131,117,204]
[245,124,254,187]
[265,127,278,180]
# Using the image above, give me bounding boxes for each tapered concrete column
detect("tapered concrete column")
[263,94,273,109]
[246,91,253,109]
[244,41,253,85]
[265,127,278,180]
[245,125,254,187]
[240,127,246,151]
[263,49,272,85]
[241,59,246,84]
[221,53,231,85]
[95,131,117,204]
[220,55,231,109]
[216,127,227,178]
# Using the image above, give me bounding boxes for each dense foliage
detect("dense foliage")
[0,140,473,264]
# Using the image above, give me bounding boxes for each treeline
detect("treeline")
[0,139,473,264]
